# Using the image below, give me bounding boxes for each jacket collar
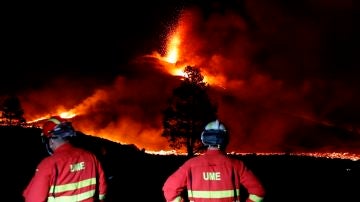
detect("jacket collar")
[205,148,224,155]
[53,142,73,153]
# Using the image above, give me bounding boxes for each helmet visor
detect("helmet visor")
[201,130,227,146]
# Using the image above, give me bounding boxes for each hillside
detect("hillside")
[1,126,359,202]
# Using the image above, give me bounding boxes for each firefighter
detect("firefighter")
[162,119,265,202]
[23,116,107,202]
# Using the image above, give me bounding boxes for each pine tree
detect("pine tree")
[162,66,217,156]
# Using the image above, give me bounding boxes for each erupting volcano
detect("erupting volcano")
[2,0,359,157]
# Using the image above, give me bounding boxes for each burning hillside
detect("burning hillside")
[8,0,359,154]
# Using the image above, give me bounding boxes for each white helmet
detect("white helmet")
[201,119,228,147]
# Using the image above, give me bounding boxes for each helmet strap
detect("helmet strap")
[41,136,54,155]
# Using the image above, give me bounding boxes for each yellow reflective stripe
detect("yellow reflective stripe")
[99,194,106,200]
[188,189,240,199]
[48,118,61,124]
[170,196,182,202]
[50,178,96,193]
[249,194,264,202]
[48,190,95,202]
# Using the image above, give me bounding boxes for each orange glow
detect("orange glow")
[148,11,227,88]
[23,7,360,157]
[59,112,76,119]
[164,32,180,64]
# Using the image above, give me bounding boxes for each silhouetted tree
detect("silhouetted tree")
[162,66,217,156]
[1,95,26,126]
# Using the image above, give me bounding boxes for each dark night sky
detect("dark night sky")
[2,0,357,92]
[1,0,185,93]
[1,0,359,153]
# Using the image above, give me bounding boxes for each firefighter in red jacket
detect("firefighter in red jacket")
[162,119,265,202]
[23,116,107,202]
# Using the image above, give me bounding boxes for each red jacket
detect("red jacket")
[163,149,265,202]
[23,143,107,202]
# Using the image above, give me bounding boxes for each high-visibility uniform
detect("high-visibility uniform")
[163,149,265,202]
[23,143,107,202]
